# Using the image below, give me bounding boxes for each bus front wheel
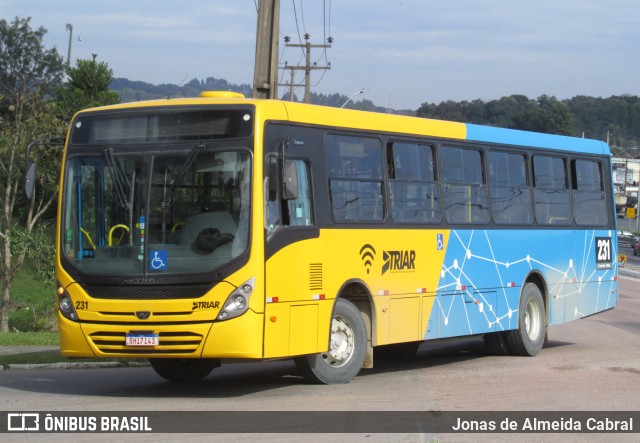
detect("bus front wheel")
[506,283,545,356]
[295,298,367,384]
[149,358,220,382]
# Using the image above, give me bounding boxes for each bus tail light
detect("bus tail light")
[57,283,79,322]
[217,277,255,321]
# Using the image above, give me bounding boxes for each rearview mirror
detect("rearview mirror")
[24,162,36,200]
[283,160,299,200]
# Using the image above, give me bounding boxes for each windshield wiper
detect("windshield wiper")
[159,144,205,243]
[169,144,205,199]
[103,147,132,210]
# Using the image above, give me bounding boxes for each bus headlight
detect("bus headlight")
[217,277,255,321]
[57,283,79,322]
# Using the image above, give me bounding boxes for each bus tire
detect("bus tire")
[506,283,545,356]
[149,358,220,382]
[483,332,511,355]
[295,298,367,384]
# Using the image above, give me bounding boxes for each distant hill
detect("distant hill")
[109,77,414,115]
[110,77,252,103]
[109,78,640,147]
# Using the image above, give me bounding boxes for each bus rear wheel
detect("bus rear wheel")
[506,283,545,356]
[295,298,366,384]
[483,331,511,355]
[149,358,220,382]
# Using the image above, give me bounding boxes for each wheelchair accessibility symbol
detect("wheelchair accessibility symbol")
[436,233,444,251]
[150,250,168,271]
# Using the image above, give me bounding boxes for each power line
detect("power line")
[299,0,307,36]
[291,0,306,59]
[312,68,328,88]
[279,34,331,103]
[322,0,332,65]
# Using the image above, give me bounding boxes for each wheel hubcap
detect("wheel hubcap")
[524,298,541,341]
[321,316,355,368]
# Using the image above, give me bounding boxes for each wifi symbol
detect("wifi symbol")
[360,244,376,274]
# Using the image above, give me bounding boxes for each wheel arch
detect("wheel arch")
[333,279,375,367]
[522,271,549,328]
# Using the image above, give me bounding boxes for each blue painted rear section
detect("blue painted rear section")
[425,228,619,340]
[466,124,610,155]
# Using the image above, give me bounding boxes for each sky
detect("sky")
[2,0,639,110]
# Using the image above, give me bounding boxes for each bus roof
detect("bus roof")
[78,93,610,156]
[465,123,610,156]
[277,100,610,156]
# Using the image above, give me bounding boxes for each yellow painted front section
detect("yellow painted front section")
[263,229,450,358]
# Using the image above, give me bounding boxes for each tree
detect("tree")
[416,100,469,122]
[0,18,63,117]
[0,17,65,332]
[55,53,120,120]
[511,95,575,135]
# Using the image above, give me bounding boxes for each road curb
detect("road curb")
[619,267,640,279]
[1,361,149,370]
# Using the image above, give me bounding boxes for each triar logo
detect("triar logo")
[382,250,416,275]
[359,244,376,274]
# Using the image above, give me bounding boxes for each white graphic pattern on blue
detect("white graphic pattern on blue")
[424,229,618,340]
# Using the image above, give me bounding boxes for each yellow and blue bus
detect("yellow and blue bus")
[37,91,618,384]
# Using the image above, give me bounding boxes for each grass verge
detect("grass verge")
[0,350,147,369]
[0,331,58,346]
[0,352,145,368]
[0,350,65,366]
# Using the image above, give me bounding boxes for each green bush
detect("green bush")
[8,260,56,332]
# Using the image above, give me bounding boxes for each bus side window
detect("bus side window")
[326,134,384,223]
[440,146,489,224]
[488,151,532,225]
[388,142,440,223]
[286,160,314,226]
[533,155,571,225]
[572,159,607,226]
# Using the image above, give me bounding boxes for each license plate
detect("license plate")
[125,333,159,346]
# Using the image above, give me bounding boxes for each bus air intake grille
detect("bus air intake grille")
[309,263,323,291]
[88,331,203,355]
[81,283,212,300]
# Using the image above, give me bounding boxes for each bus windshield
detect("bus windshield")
[61,145,251,277]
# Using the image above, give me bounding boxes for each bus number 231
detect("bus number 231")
[595,237,612,269]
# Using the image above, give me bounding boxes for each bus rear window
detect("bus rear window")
[71,108,254,145]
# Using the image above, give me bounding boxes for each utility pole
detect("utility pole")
[280,34,331,103]
[253,0,280,99]
[280,61,305,101]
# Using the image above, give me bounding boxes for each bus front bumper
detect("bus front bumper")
[58,310,265,359]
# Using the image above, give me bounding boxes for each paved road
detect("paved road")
[1,277,639,442]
